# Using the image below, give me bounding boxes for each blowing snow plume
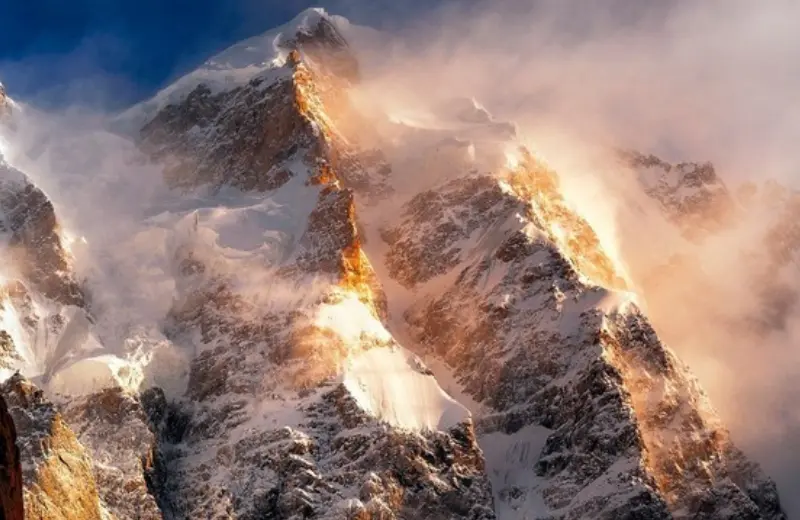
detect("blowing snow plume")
[339,0,800,515]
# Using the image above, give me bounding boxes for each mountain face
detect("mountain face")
[612,148,800,517]
[620,150,736,241]
[1,375,106,520]
[384,152,783,519]
[0,7,789,520]
[619,148,800,336]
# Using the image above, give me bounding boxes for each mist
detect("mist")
[342,0,800,514]
[351,0,800,182]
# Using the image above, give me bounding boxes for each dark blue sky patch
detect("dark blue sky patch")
[0,0,433,110]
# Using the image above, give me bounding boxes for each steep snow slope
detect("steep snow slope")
[343,345,470,431]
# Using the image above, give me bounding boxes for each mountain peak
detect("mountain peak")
[115,7,352,132]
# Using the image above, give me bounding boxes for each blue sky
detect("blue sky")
[0,0,431,110]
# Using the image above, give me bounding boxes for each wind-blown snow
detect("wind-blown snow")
[154,166,320,270]
[0,104,329,398]
[47,355,142,396]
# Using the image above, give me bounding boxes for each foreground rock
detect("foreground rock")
[1,375,104,520]
[1,393,23,520]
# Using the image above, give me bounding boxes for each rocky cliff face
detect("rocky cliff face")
[0,179,84,307]
[0,375,104,520]
[386,152,783,519]
[0,150,83,306]
[1,393,23,520]
[59,389,162,519]
[0,156,87,380]
[0,7,789,520]
[621,150,736,241]
[605,150,800,518]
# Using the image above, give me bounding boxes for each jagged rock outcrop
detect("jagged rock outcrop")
[145,166,493,517]
[151,232,493,518]
[389,153,785,518]
[144,377,493,519]
[139,15,390,199]
[624,150,800,336]
[59,388,162,519]
[141,70,308,192]
[0,393,23,520]
[623,151,800,271]
[0,374,104,520]
[621,150,736,240]
[0,159,97,395]
[0,158,84,307]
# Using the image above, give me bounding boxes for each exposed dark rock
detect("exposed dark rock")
[0,169,84,307]
[0,393,23,520]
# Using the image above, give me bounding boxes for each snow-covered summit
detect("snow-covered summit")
[115,7,350,133]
